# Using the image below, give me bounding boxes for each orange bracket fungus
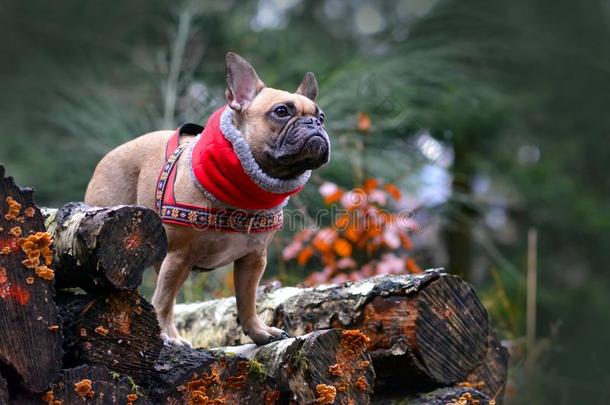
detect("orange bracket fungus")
[315,384,337,404]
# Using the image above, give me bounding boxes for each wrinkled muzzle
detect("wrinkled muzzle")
[272,117,330,170]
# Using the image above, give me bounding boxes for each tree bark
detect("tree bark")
[463,331,509,403]
[57,290,163,381]
[214,328,375,404]
[147,344,281,404]
[0,165,63,393]
[175,270,490,393]
[43,202,167,291]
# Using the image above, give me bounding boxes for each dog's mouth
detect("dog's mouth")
[273,131,330,168]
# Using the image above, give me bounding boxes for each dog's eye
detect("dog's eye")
[319,113,325,124]
[274,105,290,118]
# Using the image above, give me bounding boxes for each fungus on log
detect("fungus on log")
[57,290,163,381]
[175,269,490,392]
[43,202,167,290]
[147,344,281,404]
[0,165,63,393]
[462,332,509,403]
[14,365,147,405]
[215,328,375,404]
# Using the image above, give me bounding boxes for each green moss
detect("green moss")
[126,376,143,397]
[247,359,267,381]
[291,348,309,372]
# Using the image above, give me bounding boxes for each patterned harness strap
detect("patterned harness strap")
[155,124,284,233]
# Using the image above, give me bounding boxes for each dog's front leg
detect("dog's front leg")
[152,252,192,346]
[234,251,289,345]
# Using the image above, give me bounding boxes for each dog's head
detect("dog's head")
[224,52,330,180]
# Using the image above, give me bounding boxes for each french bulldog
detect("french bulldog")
[84,52,330,346]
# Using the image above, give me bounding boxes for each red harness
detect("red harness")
[155,106,303,233]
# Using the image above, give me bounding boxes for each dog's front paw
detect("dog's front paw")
[244,322,290,345]
[160,331,193,347]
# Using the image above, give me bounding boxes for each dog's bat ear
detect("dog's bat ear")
[225,52,265,112]
[296,72,318,102]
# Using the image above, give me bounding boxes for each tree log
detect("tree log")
[57,290,163,381]
[147,344,281,404]
[215,328,375,404]
[43,202,167,290]
[0,165,63,392]
[462,331,509,403]
[400,386,491,405]
[175,270,490,392]
[13,365,149,405]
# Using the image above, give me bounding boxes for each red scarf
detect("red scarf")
[190,106,308,211]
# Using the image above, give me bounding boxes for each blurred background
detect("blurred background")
[1,0,609,403]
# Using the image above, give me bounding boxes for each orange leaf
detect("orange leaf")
[312,238,330,253]
[320,182,344,205]
[344,226,360,243]
[366,242,377,256]
[357,112,372,133]
[333,238,352,258]
[366,223,383,238]
[384,183,402,200]
[297,247,314,266]
[321,253,337,269]
[406,258,423,274]
[312,229,337,253]
[363,178,379,192]
[324,190,343,205]
[334,214,349,229]
[400,233,413,250]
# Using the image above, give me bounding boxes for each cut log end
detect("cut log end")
[45,202,167,291]
[92,205,167,288]
[463,332,510,403]
[296,329,375,404]
[356,274,490,390]
[58,290,163,381]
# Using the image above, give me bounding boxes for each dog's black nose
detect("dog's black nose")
[303,117,323,127]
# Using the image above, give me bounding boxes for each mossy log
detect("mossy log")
[175,269,490,393]
[463,331,509,403]
[147,344,281,404]
[43,202,167,291]
[57,290,163,381]
[0,165,63,393]
[215,328,375,404]
[13,365,148,405]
